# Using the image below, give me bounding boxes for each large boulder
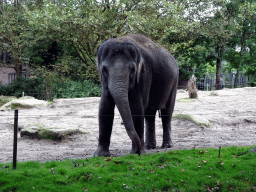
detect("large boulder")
[173,112,211,128]
[0,96,50,111]
[20,124,84,140]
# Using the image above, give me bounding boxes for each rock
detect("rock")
[177,89,187,93]
[18,96,35,100]
[173,112,211,128]
[211,91,218,96]
[20,124,83,140]
[244,117,256,124]
[249,146,256,153]
[0,97,50,111]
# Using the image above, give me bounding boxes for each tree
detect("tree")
[0,2,31,77]
[23,0,184,82]
[23,0,147,82]
[234,1,256,87]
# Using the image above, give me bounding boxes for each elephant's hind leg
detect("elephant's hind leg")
[145,107,157,149]
[161,85,177,148]
[161,109,173,148]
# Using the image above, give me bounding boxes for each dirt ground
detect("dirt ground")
[0,87,256,163]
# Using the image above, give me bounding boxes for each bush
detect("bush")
[0,76,102,100]
[247,75,256,87]
[53,79,101,98]
[0,76,45,99]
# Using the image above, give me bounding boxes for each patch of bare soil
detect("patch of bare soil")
[0,87,256,163]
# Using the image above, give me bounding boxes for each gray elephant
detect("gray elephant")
[94,34,179,156]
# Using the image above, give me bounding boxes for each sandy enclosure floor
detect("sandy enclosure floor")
[0,87,256,163]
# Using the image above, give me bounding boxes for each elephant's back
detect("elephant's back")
[125,34,179,110]
[128,35,179,110]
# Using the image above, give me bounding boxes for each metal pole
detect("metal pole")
[13,109,18,170]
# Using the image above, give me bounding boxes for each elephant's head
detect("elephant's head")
[96,38,143,154]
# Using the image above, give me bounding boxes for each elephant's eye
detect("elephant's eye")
[130,68,135,79]
[102,66,108,79]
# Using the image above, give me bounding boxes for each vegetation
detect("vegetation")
[1,0,255,97]
[0,146,255,191]
[0,76,44,99]
[0,76,101,101]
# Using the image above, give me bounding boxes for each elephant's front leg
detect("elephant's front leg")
[130,115,145,154]
[145,107,157,149]
[129,95,145,154]
[94,91,115,156]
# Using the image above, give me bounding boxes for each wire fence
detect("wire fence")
[195,72,248,91]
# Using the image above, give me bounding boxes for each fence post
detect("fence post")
[13,110,18,170]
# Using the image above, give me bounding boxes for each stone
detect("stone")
[20,124,83,140]
[244,117,256,124]
[18,96,35,100]
[0,96,50,111]
[249,146,256,153]
[211,91,218,96]
[173,112,211,128]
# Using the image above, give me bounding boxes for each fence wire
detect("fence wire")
[196,73,248,91]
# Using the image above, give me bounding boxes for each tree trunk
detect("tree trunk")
[215,46,223,90]
[234,25,246,88]
[14,58,22,78]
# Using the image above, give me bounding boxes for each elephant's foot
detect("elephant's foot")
[145,142,156,149]
[130,146,145,155]
[161,141,173,148]
[94,146,111,157]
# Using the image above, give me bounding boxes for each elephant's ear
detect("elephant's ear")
[96,57,100,71]
[136,57,144,84]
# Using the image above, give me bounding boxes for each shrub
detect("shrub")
[53,79,101,98]
[0,74,102,100]
[0,76,45,99]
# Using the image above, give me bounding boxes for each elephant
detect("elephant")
[94,34,179,156]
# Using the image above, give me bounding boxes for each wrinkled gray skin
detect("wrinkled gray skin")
[94,34,179,156]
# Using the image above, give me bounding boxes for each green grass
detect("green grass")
[0,146,255,192]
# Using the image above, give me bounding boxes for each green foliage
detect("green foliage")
[178,65,193,81]
[0,3,32,74]
[0,146,255,191]
[1,0,255,87]
[0,75,101,100]
[0,76,44,99]
[54,79,101,98]
[54,56,99,83]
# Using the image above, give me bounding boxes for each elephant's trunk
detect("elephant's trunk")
[109,77,141,154]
